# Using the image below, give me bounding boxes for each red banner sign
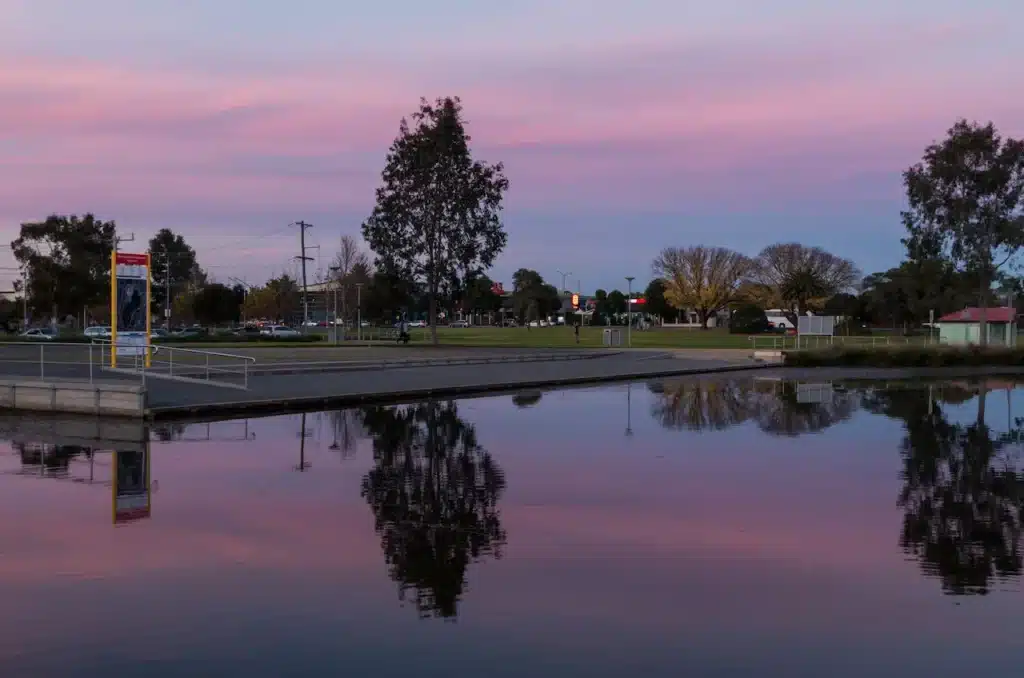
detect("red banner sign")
[116,252,148,266]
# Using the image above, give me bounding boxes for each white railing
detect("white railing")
[0,340,254,390]
[95,340,255,389]
[0,341,128,385]
[748,335,918,351]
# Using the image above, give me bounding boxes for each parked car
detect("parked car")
[449,320,469,328]
[232,325,262,338]
[261,325,301,338]
[20,328,56,340]
[84,326,111,339]
[409,320,426,328]
[150,328,169,339]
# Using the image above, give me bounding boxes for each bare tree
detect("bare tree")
[328,235,372,323]
[747,243,861,325]
[332,234,370,282]
[652,246,752,328]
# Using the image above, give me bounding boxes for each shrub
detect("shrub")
[730,304,770,334]
[783,345,1024,368]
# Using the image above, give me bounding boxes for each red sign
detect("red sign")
[491,282,505,295]
[629,298,646,305]
[116,253,148,266]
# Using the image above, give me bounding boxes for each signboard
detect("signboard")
[490,282,505,296]
[571,294,579,309]
[112,447,151,524]
[797,315,836,336]
[110,252,151,367]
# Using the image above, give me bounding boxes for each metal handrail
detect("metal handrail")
[89,338,255,389]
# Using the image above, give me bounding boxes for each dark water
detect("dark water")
[2,377,1023,677]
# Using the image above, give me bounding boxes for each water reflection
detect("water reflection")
[650,379,857,436]
[866,384,1024,595]
[359,400,507,618]
[5,440,153,524]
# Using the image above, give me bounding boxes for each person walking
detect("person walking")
[574,321,580,344]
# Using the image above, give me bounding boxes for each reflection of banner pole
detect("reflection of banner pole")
[112,445,151,524]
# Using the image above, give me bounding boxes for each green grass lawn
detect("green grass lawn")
[406,325,755,348]
[164,326,756,349]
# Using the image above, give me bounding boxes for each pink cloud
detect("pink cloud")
[0,19,1020,233]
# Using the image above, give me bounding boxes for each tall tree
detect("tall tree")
[652,246,751,329]
[746,243,860,326]
[11,214,115,324]
[362,97,510,344]
[243,274,299,323]
[902,119,1024,345]
[192,283,240,326]
[148,228,200,316]
[643,279,671,323]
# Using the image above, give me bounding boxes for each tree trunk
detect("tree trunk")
[428,290,438,345]
[978,273,989,346]
[698,310,710,330]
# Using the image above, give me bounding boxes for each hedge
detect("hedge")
[783,345,1024,368]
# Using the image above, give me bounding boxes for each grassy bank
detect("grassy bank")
[784,345,1024,367]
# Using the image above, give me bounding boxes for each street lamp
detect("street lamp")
[355,282,364,342]
[557,270,572,294]
[625,276,635,348]
[328,266,340,345]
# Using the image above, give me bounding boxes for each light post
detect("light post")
[625,276,634,348]
[557,270,572,294]
[355,283,363,342]
[329,266,340,345]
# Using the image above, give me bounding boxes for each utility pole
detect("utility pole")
[292,221,314,329]
[114,232,135,254]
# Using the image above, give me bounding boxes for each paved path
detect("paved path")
[145,352,764,419]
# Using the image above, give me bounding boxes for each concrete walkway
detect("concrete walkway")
[146,351,765,419]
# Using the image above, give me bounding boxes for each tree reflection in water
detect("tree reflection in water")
[359,400,507,618]
[866,384,1024,595]
[649,379,857,436]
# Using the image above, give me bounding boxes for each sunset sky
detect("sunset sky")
[1,0,1021,291]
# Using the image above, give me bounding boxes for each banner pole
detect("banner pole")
[110,250,118,369]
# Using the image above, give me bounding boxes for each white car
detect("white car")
[20,328,56,340]
[84,326,111,339]
[261,325,301,338]
[409,320,426,328]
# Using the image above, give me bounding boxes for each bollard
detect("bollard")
[89,342,93,383]
[39,343,44,379]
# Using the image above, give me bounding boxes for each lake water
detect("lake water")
[2,377,1023,677]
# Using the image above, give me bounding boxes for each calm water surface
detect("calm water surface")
[2,378,1023,677]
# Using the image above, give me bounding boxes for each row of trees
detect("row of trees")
[649,119,1024,337]
[11,217,207,326]
[652,243,860,329]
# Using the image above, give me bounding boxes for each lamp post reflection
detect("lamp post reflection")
[295,413,311,471]
[625,382,633,437]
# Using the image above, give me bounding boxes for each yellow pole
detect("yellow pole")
[145,252,152,368]
[110,250,118,368]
